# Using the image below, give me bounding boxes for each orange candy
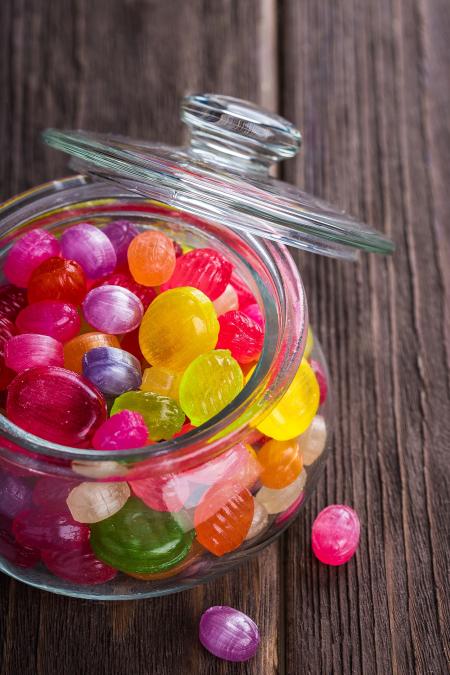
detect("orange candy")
[258,438,303,489]
[63,332,121,373]
[127,231,176,286]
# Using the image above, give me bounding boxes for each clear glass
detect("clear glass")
[0,176,332,599]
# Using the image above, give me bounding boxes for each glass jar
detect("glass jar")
[0,95,392,599]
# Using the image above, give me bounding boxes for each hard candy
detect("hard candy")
[92,410,148,450]
[13,508,90,551]
[216,311,264,364]
[16,300,81,342]
[244,499,269,540]
[98,272,156,309]
[311,505,360,565]
[255,470,306,514]
[257,438,302,489]
[27,257,87,305]
[140,366,182,401]
[102,219,139,265]
[63,332,120,374]
[42,542,117,585]
[66,481,130,523]
[110,390,184,441]
[299,415,327,466]
[127,230,176,286]
[5,333,64,373]
[199,606,260,662]
[60,223,116,279]
[83,285,143,334]
[82,346,142,397]
[161,247,232,300]
[213,284,239,316]
[4,229,60,288]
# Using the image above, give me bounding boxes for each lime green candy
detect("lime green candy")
[179,349,244,426]
[90,497,195,574]
[110,390,184,440]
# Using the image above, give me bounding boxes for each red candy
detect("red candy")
[120,328,145,362]
[161,247,232,300]
[16,300,81,342]
[28,257,87,305]
[216,311,264,363]
[99,272,156,309]
[242,303,264,329]
[0,516,40,568]
[32,478,79,508]
[13,508,90,551]
[310,359,328,405]
[0,316,17,389]
[42,543,117,585]
[0,285,28,321]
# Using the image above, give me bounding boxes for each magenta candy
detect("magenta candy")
[13,508,90,551]
[310,359,328,405]
[242,303,264,329]
[83,285,143,334]
[42,543,117,585]
[92,410,148,450]
[0,316,17,389]
[102,219,139,265]
[0,285,28,321]
[216,311,264,364]
[199,606,260,662]
[161,247,233,300]
[312,505,360,566]
[33,478,79,508]
[4,229,60,288]
[5,334,64,373]
[0,516,40,568]
[0,472,33,518]
[16,300,81,342]
[60,223,117,279]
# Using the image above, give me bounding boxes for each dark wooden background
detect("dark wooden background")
[0,1,448,673]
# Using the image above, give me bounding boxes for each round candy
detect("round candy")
[179,350,243,426]
[13,508,90,551]
[42,543,117,585]
[32,478,79,507]
[27,257,87,305]
[127,540,204,581]
[82,346,142,397]
[90,497,195,574]
[66,481,130,523]
[230,272,256,309]
[5,334,64,373]
[60,223,116,279]
[0,285,28,321]
[255,470,306,514]
[102,219,139,265]
[7,366,107,446]
[299,415,327,466]
[0,472,33,518]
[140,366,182,401]
[110,390,184,441]
[16,300,81,342]
[216,311,264,364]
[127,230,176,286]
[4,229,60,288]
[257,359,320,440]
[161,247,232,300]
[312,505,360,565]
[0,516,40,568]
[83,286,143,334]
[92,410,148,450]
[98,272,156,309]
[258,438,302,489]
[245,499,269,541]
[310,358,328,405]
[64,332,120,374]
[242,303,264,329]
[213,283,239,316]
[0,316,17,389]
[199,606,260,662]
[139,287,219,372]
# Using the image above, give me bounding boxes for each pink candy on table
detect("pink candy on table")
[42,542,117,585]
[16,300,81,342]
[82,285,143,334]
[5,334,64,373]
[216,311,264,364]
[310,359,328,406]
[92,410,148,450]
[312,505,360,566]
[161,247,233,300]
[4,229,60,288]
[60,223,117,279]
[102,219,139,265]
[13,508,90,551]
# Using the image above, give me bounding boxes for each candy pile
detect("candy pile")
[0,219,329,586]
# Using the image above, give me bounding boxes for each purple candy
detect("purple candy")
[60,223,117,279]
[4,229,60,288]
[199,606,260,662]
[103,220,140,265]
[92,410,148,450]
[82,346,142,397]
[0,472,33,518]
[82,285,144,334]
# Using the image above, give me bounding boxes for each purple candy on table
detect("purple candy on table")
[16,301,81,342]
[102,220,140,265]
[3,229,60,288]
[92,409,148,450]
[60,223,117,279]
[82,346,142,397]
[5,333,64,373]
[0,472,33,518]
[82,285,143,334]
[199,606,260,662]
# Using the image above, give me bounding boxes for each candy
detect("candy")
[127,230,176,286]
[13,508,90,551]
[258,438,303,489]
[98,272,156,309]
[130,474,190,512]
[83,286,143,334]
[299,415,327,466]
[194,483,254,556]
[27,257,87,305]
[257,359,320,440]
[5,334,64,373]
[304,326,314,360]
[111,390,184,441]
[42,543,117,585]
[139,287,219,372]
[33,478,79,507]
[245,499,269,540]
[127,540,204,580]
[140,367,182,401]
[0,472,33,518]
[311,505,360,565]
[310,359,328,405]
[183,443,260,492]
[0,285,28,321]
[92,410,148,450]
[66,481,130,523]
[4,229,60,287]
[212,284,239,316]
[255,469,306,514]
[82,346,142,397]
[16,300,81,342]
[161,247,232,300]
[102,219,139,265]
[120,328,144,362]
[199,606,260,662]
[242,303,264,329]
[90,497,195,574]
[71,460,127,480]
[63,332,120,374]
[217,311,264,364]
[60,223,116,279]
[0,516,40,568]
[7,366,107,446]
[230,272,256,309]
[179,350,244,426]
[0,316,17,389]
[275,492,305,525]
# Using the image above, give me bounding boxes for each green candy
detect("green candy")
[110,390,184,440]
[90,498,194,574]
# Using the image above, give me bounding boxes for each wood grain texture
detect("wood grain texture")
[0,0,448,674]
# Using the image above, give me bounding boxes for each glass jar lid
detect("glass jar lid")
[42,93,394,261]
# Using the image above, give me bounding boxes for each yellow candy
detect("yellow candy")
[258,438,303,489]
[141,366,182,401]
[304,326,314,360]
[257,359,320,440]
[139,287,219,372]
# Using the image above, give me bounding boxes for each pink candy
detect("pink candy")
[4,229,60,288]
[5,334,64,373]
[242,303,264,329]
[312,505,360,565]
[16,301,81,342]
[92,410,148,450]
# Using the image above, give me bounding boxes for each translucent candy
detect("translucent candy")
[128,230,176,286]
[71,460,128,480]
[0,515,40,568]
[304,326,314,360]
[310,359,328,405]
[110,390,184,440]
[230,272,256,309]
[42,543,117,585]
[7,366,107,446]
[120,328,144,362]
[66,481,130,523]
[82,346,142,397]
[199,606,260,662]
[98,272,156,309]
[255,469,306,514]
[0,472,33,518]
[0,316,17,389]
[83,285,143,334]
[213,283,239,316]
[275,491,305,524]
[258,438,302,489]
[127,540,204,580]
[257,359,320,440]
[4,229,60,288]
[299,415,327,466]
[140,366,182,401]
[60,223,116,279]
[242,303,264,329]
[16,300,81,342]
[217,311,264,364]
[102,219,139,265]
[244,499,269,540]
[13,508,90,551]
[92,410,148,450]
[130,474,190,512]
[161,247,232,300]
[27,257,87,305]
[0,285,28,321]
[139,287,219,372]
[90,497,195,574]
[64,332,120,374]
[312,505,360,565]
[179,349,243,426]
[183,443,260,493]
[5,334,64,373]
[32,478,79,508]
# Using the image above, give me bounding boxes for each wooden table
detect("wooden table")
[0,1,448,673]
